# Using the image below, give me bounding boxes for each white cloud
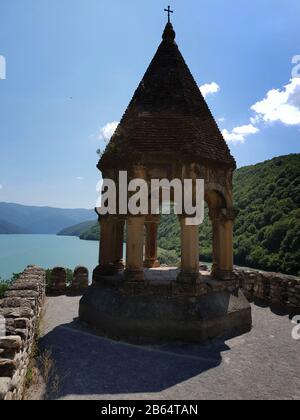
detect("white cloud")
[200,82,220,98]
[221,77,300,146]
[251,78,300,126]
[0,184,2,190]
[250,115,260,126]
[76,177,84,181]
[222,124,259,144]
[98,121,119,142]
[218,117,226,123]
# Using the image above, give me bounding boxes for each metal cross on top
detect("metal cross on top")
[164,5,174,23]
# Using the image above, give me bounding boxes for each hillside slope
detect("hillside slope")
[0,220,28,234]
[158,154,300,276]
[56,154,300,276]
[0,203,96,234]
[58,220,97,237]
[233,154,300,275]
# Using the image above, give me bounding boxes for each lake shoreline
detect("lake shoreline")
[0,234,99,281]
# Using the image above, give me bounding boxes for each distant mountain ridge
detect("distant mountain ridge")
[0,203,96,234]
[0,220,28,234]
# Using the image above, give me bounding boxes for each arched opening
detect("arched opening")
[199,202,213,269]
[157,210,181,267]
[143,198,181,269]
[143,186,183,269]
[200,190,227,271]
[97,186,234,282]
[205,189,227,212]
[204,189,234,279]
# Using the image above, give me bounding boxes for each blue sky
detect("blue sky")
[0,0,299,208]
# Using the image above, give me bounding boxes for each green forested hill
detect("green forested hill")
[233,154,300,275]
[59,154,300,276]
[58,220,96,237]
[159,154,300,275]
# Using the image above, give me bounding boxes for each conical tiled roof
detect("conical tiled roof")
[99,22,236,169]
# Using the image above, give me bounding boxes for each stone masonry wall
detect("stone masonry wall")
[0,266,46,400]
[47,266,89,294]
[234,268,300,314]
[0,263,298,400]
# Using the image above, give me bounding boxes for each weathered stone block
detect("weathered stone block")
[0,336,22,351]
[4,290,38,299]
[0,307,34,319]
[0,377,11,400]
[50,267,67,292]
[15,329,28,341]
[1,297,33,309]
[72,266,89,290]
[8,281,40,291]
[14,318,30,329]
[0,359,17,378]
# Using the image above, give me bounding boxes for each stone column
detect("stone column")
[93,215,118,281]
[177,217,200,284]
[218,209,235,280]
[210,210,221,278]
[125,216,146,283]
[114,217,125,271]
[144,216,160,268]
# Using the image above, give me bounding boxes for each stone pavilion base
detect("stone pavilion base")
[79,268,252,344]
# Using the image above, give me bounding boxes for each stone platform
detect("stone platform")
[27,296,300,401]
[79,268,252,344]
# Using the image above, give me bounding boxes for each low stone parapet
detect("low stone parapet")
[0,266,46,400]
[49,267,67,293]
[47,266,89,294]
[234,268,300,313]
[72,266,89,291]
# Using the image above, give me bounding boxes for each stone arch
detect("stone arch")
[142,184,183,270]
[205,183,232,210]
[95,175,235,283]
[204,187,235,280]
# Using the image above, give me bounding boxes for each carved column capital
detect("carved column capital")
[145,214,160,225]
[220,208,238,223]
[209,209,221,223]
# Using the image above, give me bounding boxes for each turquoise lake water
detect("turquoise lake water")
[0,235,100,280]
[0,234,213,282]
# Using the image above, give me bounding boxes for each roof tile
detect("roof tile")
[100,23,236,169]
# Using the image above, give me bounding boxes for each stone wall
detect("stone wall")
[0,266,45,400]
[234,268,300,314]
[47,266,89,294]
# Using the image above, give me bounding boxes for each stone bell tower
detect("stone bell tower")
[79,16,252,343]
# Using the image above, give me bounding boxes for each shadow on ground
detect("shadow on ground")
[39,319,229,399]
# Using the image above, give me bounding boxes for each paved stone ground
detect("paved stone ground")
[29,295,300,400]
